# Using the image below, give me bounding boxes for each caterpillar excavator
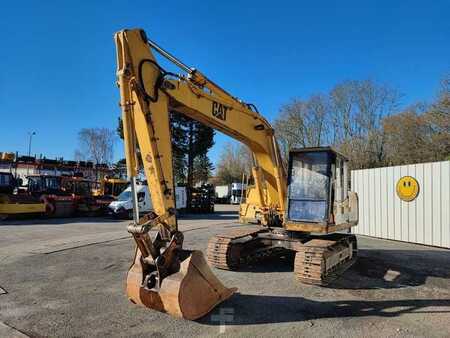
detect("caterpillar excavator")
[115,28,359,320]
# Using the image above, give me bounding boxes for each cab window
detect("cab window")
[137,191,145,202]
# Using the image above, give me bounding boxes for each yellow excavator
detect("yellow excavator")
[92,176,128,198]
[115,28,359,320]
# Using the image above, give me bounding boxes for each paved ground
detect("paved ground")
[0,205,449,337]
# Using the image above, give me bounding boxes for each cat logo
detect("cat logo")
[212,101,228,121]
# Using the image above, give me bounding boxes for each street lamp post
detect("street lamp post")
[27,131,36,175]
[28,131,36,157]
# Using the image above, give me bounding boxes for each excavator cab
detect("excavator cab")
[285,147,358,232]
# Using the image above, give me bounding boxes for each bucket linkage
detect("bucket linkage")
[126,212,236,320]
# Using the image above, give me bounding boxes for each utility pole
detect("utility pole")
[27,131,36,175]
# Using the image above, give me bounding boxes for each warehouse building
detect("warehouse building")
[352,160,450,248]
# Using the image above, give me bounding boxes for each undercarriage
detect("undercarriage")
[207,225,357,286]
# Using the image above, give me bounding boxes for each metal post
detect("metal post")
[14,151,18,178]
[343,160,349,199]
[27,131,36,176]
[240,172,245,204]
[245,173,249,203]
[130,176,140,223]
[27,131,35,157]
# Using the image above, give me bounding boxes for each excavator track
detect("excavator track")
[294,235,357,286]
[208,228,358,286]
[207,227,267,270]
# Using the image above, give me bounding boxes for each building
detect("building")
[351,160,450,248]
[0,152,114,184]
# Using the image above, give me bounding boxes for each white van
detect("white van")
[230,182,247,204]
[108,184,186,218]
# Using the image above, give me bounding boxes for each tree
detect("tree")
[117,113,215,189]
[169,112,215,209]
[432,75,450,117]
[74,149,85,161]
[427,75,450,153]
[383,107,432,165]
[329,79,400,169]
[383,103,450,165]
[169,113,189,184]
[216,143,252,185]
[76,128,115,164]
[116,116,124,139]
[170,112,215,188]
[274,79,401,169]
[193,154,215,185]
[382,76,450,166]
[274,94,331,162]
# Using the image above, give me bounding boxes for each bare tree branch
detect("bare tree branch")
[76,128,115,164]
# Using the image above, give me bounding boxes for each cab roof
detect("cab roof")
[289,146,348,161]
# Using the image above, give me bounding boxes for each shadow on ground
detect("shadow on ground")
[0,207,240,225]
[201,295,450,325]
[179,210,239,221]
[225,248,450,289]
[203,240,450,327]
[0,216,124,226]
[235,253,295,273]
[334,248,450,289]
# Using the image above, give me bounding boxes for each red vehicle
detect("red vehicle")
[26,175,102,217]
[61,176,106,215]
[26,175,76,217]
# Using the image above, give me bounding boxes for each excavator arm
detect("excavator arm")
[115,29,287,231]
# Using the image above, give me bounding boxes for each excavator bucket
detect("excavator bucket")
[126,249,236,320]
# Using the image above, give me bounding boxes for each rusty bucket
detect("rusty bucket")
[126,249,236,320]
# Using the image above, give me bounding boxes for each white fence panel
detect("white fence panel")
[352,160,450,248]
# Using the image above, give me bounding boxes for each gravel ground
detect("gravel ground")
[0,205,449,337]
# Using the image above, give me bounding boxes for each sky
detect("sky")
[0,0,449,166]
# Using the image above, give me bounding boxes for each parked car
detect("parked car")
[108,184,186,219]
[215,183,247,204]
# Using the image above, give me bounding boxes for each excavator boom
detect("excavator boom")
[116,29,287,225]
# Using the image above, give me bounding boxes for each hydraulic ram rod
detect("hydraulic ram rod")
[147,37,235,99]
[147,39,192,74]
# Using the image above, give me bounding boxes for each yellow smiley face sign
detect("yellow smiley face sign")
[396,176,419,202]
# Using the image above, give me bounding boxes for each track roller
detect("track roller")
[294,235,357,286]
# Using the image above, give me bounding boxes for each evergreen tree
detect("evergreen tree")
[118,113,215,207]
[170,111,215,208]
[193,154,215,185]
